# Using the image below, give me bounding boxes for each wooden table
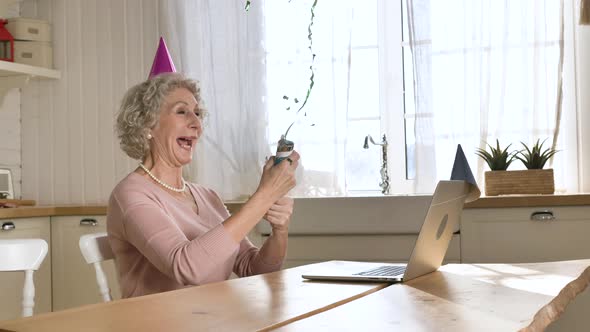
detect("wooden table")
[1,260,588,332]
[276,260,590,331]
[0,261,387,332]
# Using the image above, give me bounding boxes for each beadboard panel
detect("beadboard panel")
[21,0,54,203]
[80,0,100,204]
[0,90,22,199]
[21,0,160,204]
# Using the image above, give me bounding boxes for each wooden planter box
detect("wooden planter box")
[484,169,554,196]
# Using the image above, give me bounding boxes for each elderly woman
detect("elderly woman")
[107,72,299,298]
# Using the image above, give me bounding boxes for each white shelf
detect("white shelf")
[0,61,60,104]
[0,60,60,80]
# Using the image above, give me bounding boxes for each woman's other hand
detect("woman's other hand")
[264,196,294,233]
[257,150,300,202]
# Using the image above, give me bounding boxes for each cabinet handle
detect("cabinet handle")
[1,222,15,231]
[530,211,555,222]
[79,218,98,226]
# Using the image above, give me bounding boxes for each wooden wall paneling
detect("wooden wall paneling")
[20,79,38,202]
[0,152,19,169]
[143,0,159,73]
[96,0,117,202]
[126,0,143,86]
[36,0,52,21]
[18,0,34,203]
[124,0,146,182]
[21,0,55,204]
[81,0,100,204]
[109,0,134,186]
[65,1,84,203]
[9,166,21,199]
[0,90,21,199]
[19,0,160,204]
[37,80,54,205]
[51,0,70,204]
[0,91,20,153]
[19,0,36,17]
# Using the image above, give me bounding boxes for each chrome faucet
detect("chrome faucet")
[363,134,390,195]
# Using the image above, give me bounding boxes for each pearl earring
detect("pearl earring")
[147,133,152,139]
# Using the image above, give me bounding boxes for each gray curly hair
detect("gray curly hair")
[116,73,207,160]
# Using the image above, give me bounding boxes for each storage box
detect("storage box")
[6,17,51,42]
[13,41,52,68]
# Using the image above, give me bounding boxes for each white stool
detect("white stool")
[79,232,115,302]
[0,239,48,317]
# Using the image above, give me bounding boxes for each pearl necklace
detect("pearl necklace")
[138,163,186,193]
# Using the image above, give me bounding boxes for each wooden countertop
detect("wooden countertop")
[1,194,589,220]
[230,195,590,210]
[231,194,590,210]
[464,194,590,208]
[0,205,240,219]
[0,206,107,219]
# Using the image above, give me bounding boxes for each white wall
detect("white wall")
[578,25,590,191]
[0,90,22,199]
[0,0,26,199]
[4,0,589,204]
[20,0,160,205]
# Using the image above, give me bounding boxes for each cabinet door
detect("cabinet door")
[51,216,121,311]
[461,206,590,263]
[266,234,461,268]
[0,217,52,320]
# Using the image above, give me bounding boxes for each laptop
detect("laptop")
[302,145,480,283]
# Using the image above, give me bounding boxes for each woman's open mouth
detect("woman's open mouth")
[177,137,196,151]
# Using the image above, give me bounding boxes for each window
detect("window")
[264,0,413,196]
[264,0,570,196]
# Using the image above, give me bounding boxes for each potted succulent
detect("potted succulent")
[476,139,558,196]
[512,139,558,194]
[476,140,517,196]
[475,139,516,172]
[515,139,559,170]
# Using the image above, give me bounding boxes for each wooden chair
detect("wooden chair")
[0,239,48,317]
[79,232,114,302]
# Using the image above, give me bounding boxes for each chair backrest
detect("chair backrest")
[79,232,114,302]
[0,239,48,317]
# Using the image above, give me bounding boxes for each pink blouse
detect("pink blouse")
[107,172,282,298]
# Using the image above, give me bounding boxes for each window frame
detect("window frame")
[347,0,414,195]
[380,0,415,193]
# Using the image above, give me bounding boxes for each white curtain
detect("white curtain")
[407,0,578,193]
[160,0,355,198]
[263,0,353,197]
[159,0,270,200]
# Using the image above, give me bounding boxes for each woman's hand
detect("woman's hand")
[256,150,300,203]
[223,151,299,244]
[264,196,294,233]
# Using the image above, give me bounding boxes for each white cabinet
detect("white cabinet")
[273,234,461,269]
[461,206,590,263]
[51,216,121,311]
[0,217,51,321]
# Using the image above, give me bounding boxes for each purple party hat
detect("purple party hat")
[148,37,177,79]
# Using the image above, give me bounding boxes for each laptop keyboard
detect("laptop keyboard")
[353,265,406,277]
